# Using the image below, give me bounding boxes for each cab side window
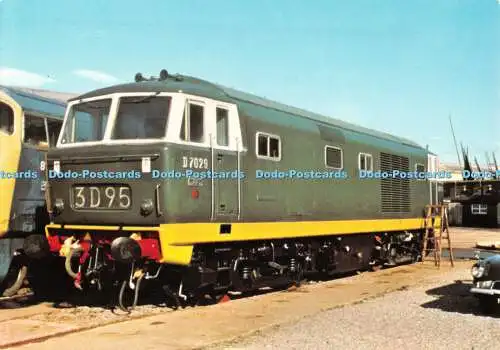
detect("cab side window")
[359,153,373,171]
[216,107,229,146]
[180,102,204,143]
[256,132,281,160]
[0,102,14,135]
[24,114,47,146]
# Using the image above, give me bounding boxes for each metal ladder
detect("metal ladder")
[421,204,454,268]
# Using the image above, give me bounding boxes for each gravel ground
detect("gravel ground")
[217,268,500,350]
[26,303,172,324]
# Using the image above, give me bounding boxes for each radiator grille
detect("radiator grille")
[380,152,411,213]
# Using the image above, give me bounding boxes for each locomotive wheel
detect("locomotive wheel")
[290,262,305,288]
[370,262,383,272]
[210,293,231,304]
[412,253,421,263]
[162,285,182,310]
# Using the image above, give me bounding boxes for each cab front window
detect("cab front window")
[111,96,171,140]
[180,102,204,143]
[60,99,111,144]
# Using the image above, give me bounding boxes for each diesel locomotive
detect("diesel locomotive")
[34,70,439,309]
[0,86,68,296]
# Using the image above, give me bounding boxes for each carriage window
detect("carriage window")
[24,114,47,146]
[358,153,373,171]
[269,137,280,158]
[325,146,342,169]
[180,102,204,143]
[61,99,111,143]
[0,102,14,135]
[257,134,267,156]
[112,96,171,140]
[471,203,487,215]
[47,119,63,147]
[256,132,280,160]
[216,107,229,146]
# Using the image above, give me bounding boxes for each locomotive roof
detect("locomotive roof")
[70,74,425,150]
[0,85,68,118]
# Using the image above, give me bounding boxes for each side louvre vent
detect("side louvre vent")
[380,153,410,213]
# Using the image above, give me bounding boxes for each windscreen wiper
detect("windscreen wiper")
[129,91,162,104]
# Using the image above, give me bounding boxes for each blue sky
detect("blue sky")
[0,0,498,165]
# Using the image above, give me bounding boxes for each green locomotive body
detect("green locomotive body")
[40,71,435,308]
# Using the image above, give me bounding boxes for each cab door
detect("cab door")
[210,104,243,221]
[170,96,244,222]
[0,92,21,236]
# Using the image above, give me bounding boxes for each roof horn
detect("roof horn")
[159,69,169,81]
[135,72,145,82]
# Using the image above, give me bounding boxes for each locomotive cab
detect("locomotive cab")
[43,77,246,307]
[47,88,244,227]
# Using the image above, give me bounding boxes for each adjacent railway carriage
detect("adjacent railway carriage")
[0,86,68,296]
[39,70,437,309]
